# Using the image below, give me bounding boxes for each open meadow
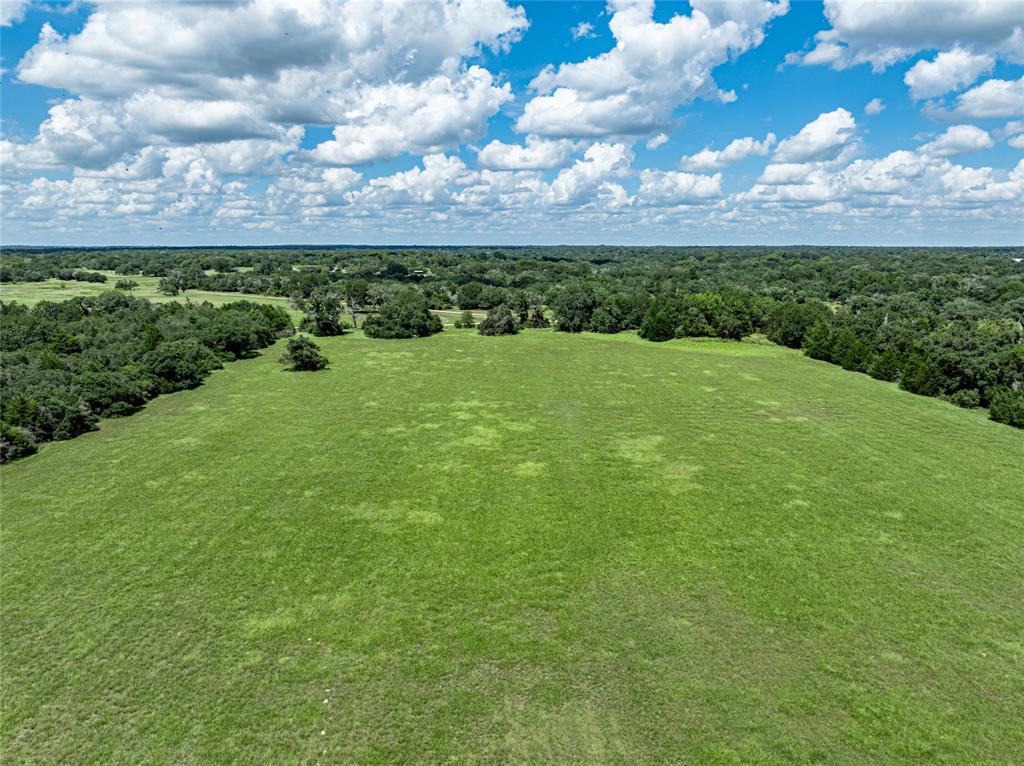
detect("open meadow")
[2,329,1022,764]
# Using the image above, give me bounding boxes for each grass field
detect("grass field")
[0,272,303,322]
[0,275,485,327]
[2,330,1023,764]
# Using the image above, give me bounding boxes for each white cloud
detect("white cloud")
[646,133,669,150]
[0,0,28,27]
[9,0,529,170]
[904,48,994,100]
[795,0,1024,72]
[773,108,856,163]
[304,68,511,166]
[918,125,993,157]
[1009,135,1024,149]
[476,136,577,170]
[637,169,722,204]
[949,76,1024,119]
[546,142,633,204]
[516,0,788,138]
[864,98,884,115]
[571,21,595,40]
[681,133,776,170]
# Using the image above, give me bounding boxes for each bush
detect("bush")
[988,388,1024,428]
[0,422,37,463]
[279,336,329,371]
[143,339,223,392]
[639,300,676,342]
[453,310,476,329]
[477,305,519,336]
[362,290,443,339]
[526,309,549,328]
[950,389,981,409]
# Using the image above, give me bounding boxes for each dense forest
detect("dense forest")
[2,246,1022,461]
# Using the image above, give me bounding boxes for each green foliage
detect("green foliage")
[0,422,36,462]
[279,336,329,371]
[550,283,599,332]
[297,285,347,336]
[362,289,443,339]
[453,310,476,329]
[114,278,139,292]
[477,305,519,336]
[900,353,946,397]
[765,301,829,348]
[143,339,223,392]
[988,387,1024,428]
[0,295,292,460]
[456,281,484,309]
[950,388,981,408]
[638,299,677,342]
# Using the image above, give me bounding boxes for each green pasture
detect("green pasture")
[0,272,301,321]
[0,276,487,327]
[2,331,1022,763]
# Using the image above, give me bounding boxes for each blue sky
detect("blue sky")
[1,0,1022,246]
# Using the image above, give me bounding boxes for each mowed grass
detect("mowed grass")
[2,330,1023,764]
[0,272,301,322]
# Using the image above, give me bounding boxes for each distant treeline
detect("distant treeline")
[2,246,1023,433]
[0,294,293,462]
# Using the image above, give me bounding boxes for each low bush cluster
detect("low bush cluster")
[0,293,293,461]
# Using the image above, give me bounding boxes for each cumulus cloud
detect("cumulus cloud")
[476,136,577,170]
[637,169,722,204]
[864,98,884,115]
[795,0,1024,72]
[546,142,633,204]
[516,0,788,138]
[948,76,1024,119]
[8,0,529,171]
[681,133,776,170]
[302,68,511,166]
[918,125,994,157]
[773,108,856,163]
[904,48,994,100]
[0,0,28,27]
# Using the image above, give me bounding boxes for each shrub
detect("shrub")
[639,300,676,342]
[279,336,329,371]
[453,310,476,329]
[988,388,1024,428]
[526,309,549,328]
[950,389,981,409]
[477,305,519,336]
[0,422,36,463]
[362,289,443,339]
[143,339,223,392]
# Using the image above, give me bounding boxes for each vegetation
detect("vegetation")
[2,331,1022,763]
[477,304,519,336]
[5,245,1020,425]
[279,336,329,371]
[362,289,443,339]
[0,293,292,461]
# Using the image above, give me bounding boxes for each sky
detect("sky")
[1,0,1023,247]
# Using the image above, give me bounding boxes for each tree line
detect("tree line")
[3,246,1023,436]
[0,293,293,462]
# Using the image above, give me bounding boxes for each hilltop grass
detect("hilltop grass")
[2,330,1022,764]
